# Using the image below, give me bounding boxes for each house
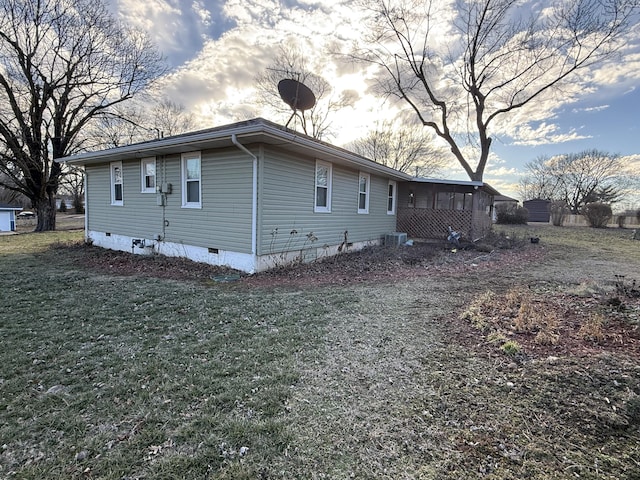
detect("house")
[0,204,22,232]
[59,118,499,273]
[59,118,413,273]
[523,199,551,223]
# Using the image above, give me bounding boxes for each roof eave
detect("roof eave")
[59,119,412,181]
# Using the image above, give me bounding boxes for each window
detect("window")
[358,172,370,214]
[110,161,123,206]
[141,157,156,193]
[314,160,332,213]
[181,152,201,208]
[387,181,397,215]
[436,191,454,210]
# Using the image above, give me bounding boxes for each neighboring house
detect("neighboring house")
[397,179,499,240]
[523,199,551,223]
[0,204,22,232]
[59,118,412,273]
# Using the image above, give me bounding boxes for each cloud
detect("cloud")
[572,105,609,114]
[508,123,590,146]
[115,0,234,66]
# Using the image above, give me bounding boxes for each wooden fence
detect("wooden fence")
[549,215,640,228]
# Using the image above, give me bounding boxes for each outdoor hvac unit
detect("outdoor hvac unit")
[385,232,407,247]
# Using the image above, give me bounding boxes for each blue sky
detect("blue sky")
[111,0,640,202]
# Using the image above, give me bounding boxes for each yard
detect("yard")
[1,224,639,479]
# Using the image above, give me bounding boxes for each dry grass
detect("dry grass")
[1,224,640,479]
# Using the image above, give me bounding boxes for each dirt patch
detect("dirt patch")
[68,238,544,288]
[456,283,640,360]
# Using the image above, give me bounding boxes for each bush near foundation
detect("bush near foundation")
[582,202,612,228]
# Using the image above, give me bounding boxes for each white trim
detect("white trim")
[86,231,382,275]
[357,172,370,214]
[87,231,258,273]
[314,160,332,213]
[110,161,123,206]
[141,157,156,193]
[181,151,202,208]
[387,180,397,215]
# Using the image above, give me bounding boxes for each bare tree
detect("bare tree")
[348,118,446,176]
[519,150,628,213]
[88,99,194,149]
[356,0,638,181]
[0,0,164,231]
[58,165,85,214]
[255,44,354,140]
[518,155,565,201]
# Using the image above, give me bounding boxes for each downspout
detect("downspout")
[84,170,88,240]
[231,134,258,259]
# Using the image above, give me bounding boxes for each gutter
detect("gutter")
[231,134,258,258]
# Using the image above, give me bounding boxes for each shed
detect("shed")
[523,199,551,223]
[0,204,22,232]
[58,118,411,273]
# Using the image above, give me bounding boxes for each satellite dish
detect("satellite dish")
[278,79,316,111]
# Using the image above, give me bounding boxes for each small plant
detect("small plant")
[460,291,496,330]
[582,202,612,228]
[501,340,522,356]
[549,201,569,226]
[578,312,606,343]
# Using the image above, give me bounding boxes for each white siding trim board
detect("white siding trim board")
[87,230,258,273]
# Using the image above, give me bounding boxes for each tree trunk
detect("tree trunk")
[34,193,57,232]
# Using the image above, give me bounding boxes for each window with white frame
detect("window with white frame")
[181,152,201,208]
[110,161,123,206]
[141,157,156,193]
[387,181,396,214]
[314,160,332,213]
[358,172,370,214]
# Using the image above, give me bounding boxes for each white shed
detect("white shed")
[0,204,22,232]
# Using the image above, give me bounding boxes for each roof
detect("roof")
[0,203,22,211]
[494,194,519,203]
[409,177,501,196]
[58,117,413,181]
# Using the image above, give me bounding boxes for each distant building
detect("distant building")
[523,199,551,223]
[0,203,22,232]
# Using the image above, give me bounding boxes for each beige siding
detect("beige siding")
[258,147,397,255]
[85,148,254,253]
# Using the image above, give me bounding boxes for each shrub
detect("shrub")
[58,199,67,212]
[549,201,569,226]
[582,202,612,228]
[500,340,522,356]
[496,204,529,224]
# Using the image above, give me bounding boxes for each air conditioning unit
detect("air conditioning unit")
[385,232,407,247]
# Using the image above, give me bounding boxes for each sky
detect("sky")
[110,0,640,203]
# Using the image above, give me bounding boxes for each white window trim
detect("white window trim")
[357,172,370,214]
[181,151,202,208]
[314,160,332,213]
[387,180,397,215]
[141,157,156,194]
[110,161,123,206]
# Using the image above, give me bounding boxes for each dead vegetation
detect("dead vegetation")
[3,224,640,478]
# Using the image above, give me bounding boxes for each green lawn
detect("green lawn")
[1,227,639,479]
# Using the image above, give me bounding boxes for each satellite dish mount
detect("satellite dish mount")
[277,77,316,135]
